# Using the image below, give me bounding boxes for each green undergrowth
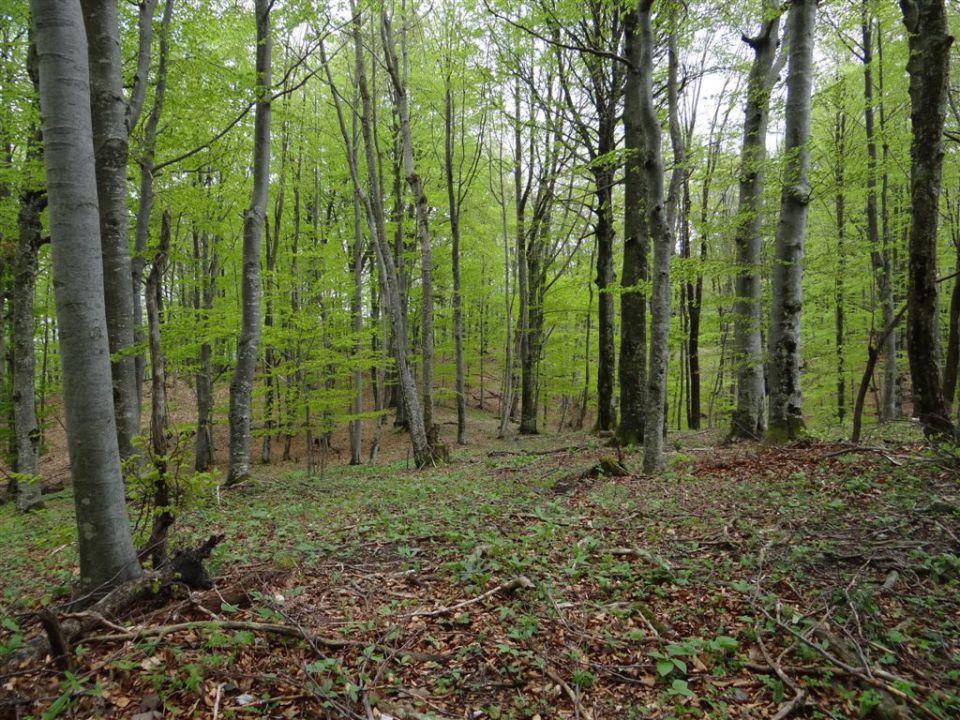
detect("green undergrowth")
[2,438,959,718]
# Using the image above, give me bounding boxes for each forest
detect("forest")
[1,0,960,717]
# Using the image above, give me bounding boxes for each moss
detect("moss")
[615,428,642,448]
[765,418,807,445]
[596,456,630,477]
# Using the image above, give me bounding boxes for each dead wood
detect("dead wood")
[4,534,225,668]
[37,607,74,674]
[486,445,589,458]
[822,445,906,466]
[401,575,534,618]
[754,600,936,720]
[83,619,449,664]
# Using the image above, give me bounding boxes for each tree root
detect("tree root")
[4,534,225,669]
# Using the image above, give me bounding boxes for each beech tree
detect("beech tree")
[227,0,272,484]
[639,0,674,474]
[729,3,781,441]
[616,2,647,446]
[30,0,140,593]
[767,0,816,442]
[899,0,955,437]
[80,0,155,460]
[8,0,960,497]
[11,39,43,511]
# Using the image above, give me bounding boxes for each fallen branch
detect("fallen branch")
[487,446,589,458]
[84,619,449,664]
[604,547,673,572]
[754,601,939,720]
[544,665,593,720]
[823,446,906,466]
[85,619,350,645]
[5,535,226,667]
[757,629,807,720]
[402,576,534,618]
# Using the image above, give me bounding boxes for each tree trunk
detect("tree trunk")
[730,6,780,441]
[834,103,847,424]
[638,0,674,474]
[350,190,364,465]
[80,0,140,459]
[594,171,617,432]
[768,0,816,442]
[194,229,216,473]
[133,0,172,421]
[381,9,436,440]
[876,26,899,420]
[145,209,172,567]
[899,0,955,437]
[514,79,535,436]
[227,0,271,484]
[861,8,898,423]
[31,0,141,595]
[12,94,44,512]
[496,144,514,439]
[324,11,431,467]
[444,82,467,445]
[617,5,648,446]
[261,120,288,466]
[944,250,960,408]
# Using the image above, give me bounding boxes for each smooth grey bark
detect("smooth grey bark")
[12,121,44,511]
[226,0,271,484]
[899,0,955,437]
[492,144,514,439]
[324,14,431,467]
[767,0,816,442]
[638,0,674,474]
[861,7,898,423]
[261,114,288,466]
[730,6,780,441]
[31,0,140,594]
[617,5,648,446]
[381,8,437,439]
[126,0,157,133]
[12,42,43,512]
[80,0,141,460]
[350,188,364,465]
[133,0,172,416]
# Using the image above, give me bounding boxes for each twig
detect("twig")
[212,682,223,720]
[754,601,942,720]
[757,630,807,719]
[401,575,534,618]
[86,619,357,647]
[544,665,593,720]
[823,446,905,466]
[85,619,449,663]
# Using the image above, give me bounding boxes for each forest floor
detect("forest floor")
[1,402,959,719]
